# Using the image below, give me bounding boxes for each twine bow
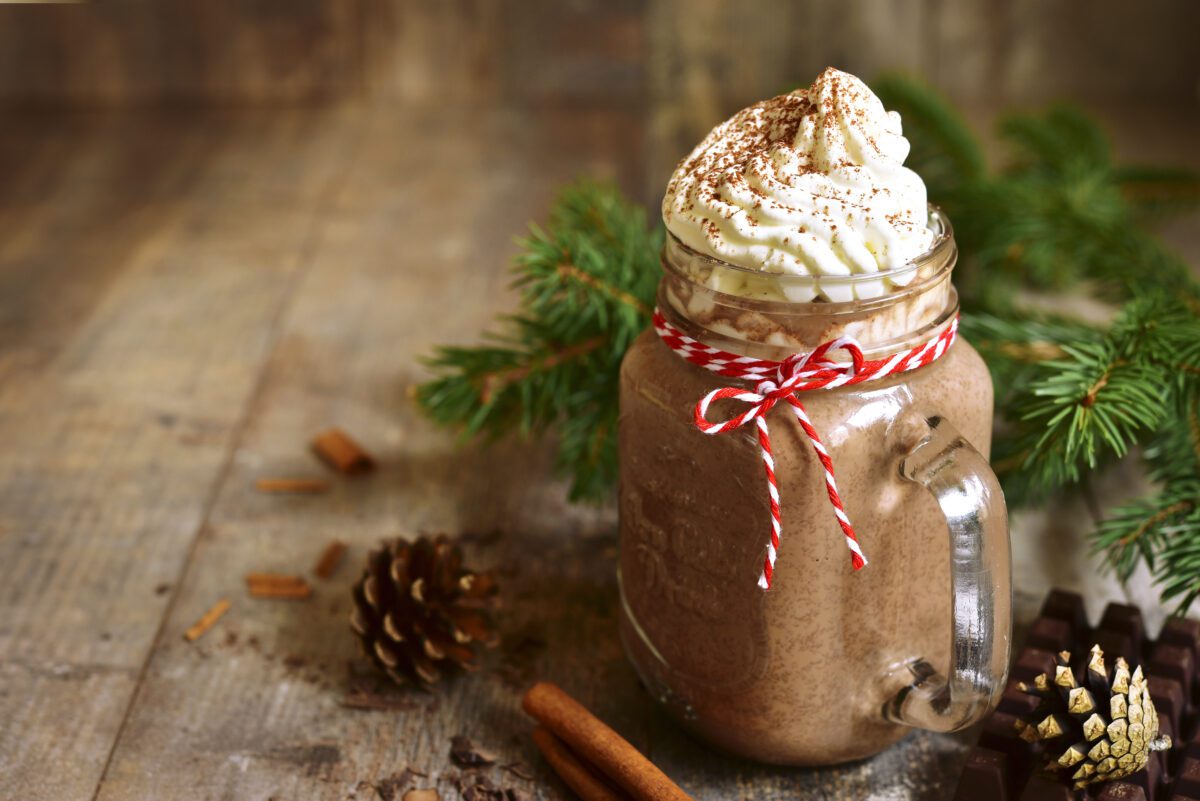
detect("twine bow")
[653,308,958,589]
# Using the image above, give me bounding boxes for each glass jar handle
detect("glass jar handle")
[883,415,1012,732]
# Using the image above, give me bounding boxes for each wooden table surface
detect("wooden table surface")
[0,101,1196,801]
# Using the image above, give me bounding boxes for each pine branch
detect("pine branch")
[1151,500,1200,612]
[477,335,607,404]
[878,76,1200,609]
[877,77,1200,316]
[414,179,661,502]
[999,105,1110,175]
[994,296,1200,502]
[1115,165,1200,223]
[554,263,652,317]
[1093,485,1198,583]
[958,312,1091,408]
[416,317,600,438]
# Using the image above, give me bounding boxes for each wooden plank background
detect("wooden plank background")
[0,4,1196,801]
[0,101,978,801]
[0,1,1195,109]
[1,1,1195,195]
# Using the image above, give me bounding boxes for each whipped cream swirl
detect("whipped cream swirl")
[662,68,935,302]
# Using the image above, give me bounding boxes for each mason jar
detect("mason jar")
[617,208,1011,766]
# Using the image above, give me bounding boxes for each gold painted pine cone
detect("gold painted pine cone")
[1014,644,1172,789]
[350,535,499,687]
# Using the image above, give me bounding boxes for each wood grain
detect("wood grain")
[85,104,644,801]
[0,1,362,105]
[48,101,976,801]
[0,101,965,801]
[0,0,650,108]
[931,0,1200,106]
[0,108,362,801]
[0,1,1194,111]
[0,94,1195,801]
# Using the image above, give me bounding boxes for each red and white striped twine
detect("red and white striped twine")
[653,308,958,590]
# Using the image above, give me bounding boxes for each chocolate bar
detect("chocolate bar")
[953,589,1200,800]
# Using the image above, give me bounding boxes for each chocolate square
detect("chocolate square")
[1012,648,1059,683]
[954,748,1009,801]
[1148,642,1194,693]
[1039,589,1089,639]
[952,589,1200,800]
[1025,617,1072,653]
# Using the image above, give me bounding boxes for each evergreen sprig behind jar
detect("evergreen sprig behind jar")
[617,68,1012,766]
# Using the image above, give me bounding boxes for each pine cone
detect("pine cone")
[350,535,499,687]
[1015,644,1172,789]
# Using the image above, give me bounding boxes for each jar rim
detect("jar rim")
[661,205,956,312]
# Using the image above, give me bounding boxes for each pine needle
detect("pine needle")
[414,180,661,501]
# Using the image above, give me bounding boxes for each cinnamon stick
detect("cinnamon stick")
[184,598,230,641]
[311,428,375,474]
[248,584,311,599]
[255,477,331,494]
[532,726,630,801]
[312,540,347,579]
[522,682,691,801]
[245,573,312,599]
[403,791,439,801]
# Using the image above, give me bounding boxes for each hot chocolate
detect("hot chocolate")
[616,68,1011,766]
